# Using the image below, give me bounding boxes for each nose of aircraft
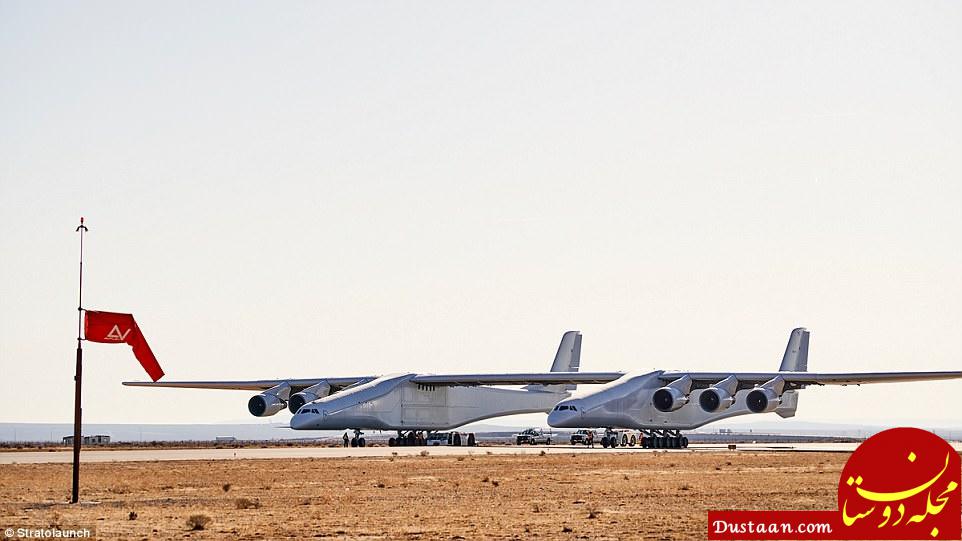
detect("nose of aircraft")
[290,412,312,430]
[547,403,580,428]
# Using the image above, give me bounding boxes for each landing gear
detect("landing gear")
[349,429,366,448]
[389,430,426,446]
[639,429,688,449]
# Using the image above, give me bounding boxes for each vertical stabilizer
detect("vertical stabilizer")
[550,331,582,373]
[526,330,581,392]
[779,328,810,372]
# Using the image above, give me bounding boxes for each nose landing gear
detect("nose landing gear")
[349,429,366,447]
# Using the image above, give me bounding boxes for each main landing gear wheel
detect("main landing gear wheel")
[640,430,688,449]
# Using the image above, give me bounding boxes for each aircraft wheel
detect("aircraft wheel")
[600,437,609,448]
[358,438,366,447]
[454,433,462,446]
[516,437,523,445]
[621,435,628,446]
[682,437,689,448]
[640,436,648,449]
[388,438,396,447]
[468,433,476,446]
[350,437,357,447]
[629,435,637,447]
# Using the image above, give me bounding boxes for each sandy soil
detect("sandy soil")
[0,450,847,540]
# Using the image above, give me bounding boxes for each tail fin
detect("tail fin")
[779,328,810,372]
[526,330,581,392]
[550,331,582,373]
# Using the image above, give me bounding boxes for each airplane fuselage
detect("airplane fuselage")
[547,371,799,430]
[291,373,569,431]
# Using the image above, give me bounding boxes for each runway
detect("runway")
[0,442,879,464]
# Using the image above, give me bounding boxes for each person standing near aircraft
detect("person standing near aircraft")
[342,432,349,447]
[587,430,594,448]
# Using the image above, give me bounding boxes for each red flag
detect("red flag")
[84,310,165,381]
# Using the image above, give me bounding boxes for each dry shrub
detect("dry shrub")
[235,498,261,509]
[127,511,138,520]
[419,450,429,457]
[491,480,500,487]
[222,483,231,492]
[587,506,600,519]
[186,514,212,530]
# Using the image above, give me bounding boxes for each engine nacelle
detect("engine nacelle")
[248,394,287,417]
[652,375,692,412]
[745,387,780,413]
[248,383,291,417]
[288,381,332,413]
[699,387,735,412]
[653,387,688,412]
[746,376,785,414]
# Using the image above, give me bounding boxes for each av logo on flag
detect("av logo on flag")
[105,324,131,341]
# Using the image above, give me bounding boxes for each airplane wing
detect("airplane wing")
[410,371,624,386]
[660,371,962,390]
[122,372,625,390]
[122,377,374,392]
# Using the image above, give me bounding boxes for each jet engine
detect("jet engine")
[699,375,738,413]
[746,376,785,413]
[288,381,332,413]
[652,375,693,412]
[248,383,291,417]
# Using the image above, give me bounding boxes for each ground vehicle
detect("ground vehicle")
[569,429,596,445]
[425,431,477,446]
[600,429,637,448]
[514,428,552,445]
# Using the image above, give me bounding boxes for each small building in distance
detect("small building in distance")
[62,435,111,445]
[215,436,237,443]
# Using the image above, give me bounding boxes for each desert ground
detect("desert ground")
[0,450,847,540]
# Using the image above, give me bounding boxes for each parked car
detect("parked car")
[569,429,596,445]
[514,428,552,445]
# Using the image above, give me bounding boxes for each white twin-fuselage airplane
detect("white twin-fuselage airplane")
[125,328,961,448]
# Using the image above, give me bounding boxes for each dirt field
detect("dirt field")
[0,451,847,540]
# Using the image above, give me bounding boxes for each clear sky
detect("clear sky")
[1,1,959,427]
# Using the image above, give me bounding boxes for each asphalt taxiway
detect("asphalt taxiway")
[0,442,893,464]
